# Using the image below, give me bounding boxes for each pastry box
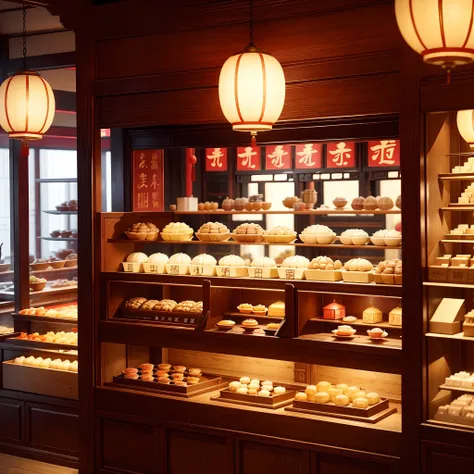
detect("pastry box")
[447,266,469,284]
[277,267,306,280]
[165,263,190,275]
[428,265,449,282]
[287,396,396,423]
[215,266,248,278]
[429,298,465,335]
[305,269,342,282]
[142,263,167,274]
[121,262,143,273]
[211,387,295,409]
[342,271,374,283]
[188,264,216,276]
[248,267,279,279]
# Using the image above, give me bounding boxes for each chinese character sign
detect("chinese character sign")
[132,149,164,211]
[237,146,261,171]
[327,142,356,168]
[368,140,400,167]
[295,143,322,169]
[265,145,292,170]
[205,148,228,171]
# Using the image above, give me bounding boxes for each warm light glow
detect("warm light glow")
[219,51,285,134]
[395,0,474,67]
[0,71,55,140]
[457,109,474,149]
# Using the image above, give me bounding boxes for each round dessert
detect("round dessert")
[250,379,260,385]
[295,392,308,402]
[366,392,380,405]
[336,383,349,392]
[158,364,171,371]
[154,300,177,312]
[125,222,159,241]
[248,383,260,391]
[367,328,387,339]
[218,255,245,267]
[343,258,373,272]
[141,374,154,382]
[274,386,286,395]
[155,370,169,378]
[191,253,217,266]
[217,319,236,330]
[161,222,194,241]
[158,377,170,384]
[126,252,148,263]
[261,385,273,392]
[147,253,169,265]
[229,381,241,392]
[300,224,336,244]
[266,323,280,330]
[334,394,350,406]
[258,389,271,397]
[263,226,296,243]
[250,256,277,268]
[173,365,186,373]
[333,325,356,337]
[281,255,310,269]
[248,387,258,395]
[188,368,202,377]
[345,386,360,402]
[315,392,330,404]
[232,223,265,242]
[139,363,153,371]
[328,387,343,401]
[237,387,248,394]
[252,304,268,315]
[354,390,367,400]
[174,381,187,387]
[187,377,200,385]
[172,373,184,381]
[352,398,369,409]
[240,376,251,385]
[196,222,230,242]
[317,381,331,392]
[237,303,253,314]
[169,253,191,265]
[241,319,259,330]
[339,229,369,245]
[308,256,343,271]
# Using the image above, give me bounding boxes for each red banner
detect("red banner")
[205,147,228,171]
[237,146,261,171]
[327,142,356,168]
[132,149,164,211]
[368,140,400,167]
[295,143,322,170]
[265,145,292,170]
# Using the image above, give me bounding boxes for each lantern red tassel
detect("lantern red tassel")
[21,140,29,158]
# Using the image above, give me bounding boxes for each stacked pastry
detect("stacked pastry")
[122,364,202,386]
[18,331,77,345]
[227,377,286,397]
[124,297,203,313]
[294,381,380,409]
[435,395,474,425]
[445,371,474,389]
[19,304,78,319]
[14,356,78,372]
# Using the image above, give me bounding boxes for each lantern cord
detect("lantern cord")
[249,0,254,46]
[22,3,27,71]
[251,133,257,148]
[20,140,29,159]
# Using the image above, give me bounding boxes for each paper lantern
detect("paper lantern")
[457,109,474,148]
[219,46,285,135]
[0,71,55,141]
[395,0,474,68]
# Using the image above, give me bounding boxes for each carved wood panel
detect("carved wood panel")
[0,397,23,443]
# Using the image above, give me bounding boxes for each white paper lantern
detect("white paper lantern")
[0,71,55,140]
[457,109,474,148]
[395,0,474,67]
[219,47,285,134]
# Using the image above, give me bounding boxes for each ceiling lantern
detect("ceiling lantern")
[395,0,474,71]
[457,110,474,149]
[218,0,285,144]
[0,5,55,156]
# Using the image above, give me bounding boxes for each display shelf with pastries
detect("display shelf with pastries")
[4,330,78,351]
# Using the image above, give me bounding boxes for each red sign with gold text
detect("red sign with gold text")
[326,142,356,168]
[205,148,228,171]
[368,140,400,167]
[265,145,292,170]
[237,146,261,171]
[132,149,164,211]
[295,143,322,170]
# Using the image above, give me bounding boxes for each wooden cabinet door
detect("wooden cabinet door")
[0,397,23,443]
[317,454,398,474]
[237,441,311,474]
[425,449,474,474]
[168,430,231,474]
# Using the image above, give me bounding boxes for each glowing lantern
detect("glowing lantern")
[457,110,474,149]
[218,0,285,142]
[395,0,474,69]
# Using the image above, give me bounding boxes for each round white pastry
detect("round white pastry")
[317,381,331,392]
[251,257,277,268]
[69,361,78,372]
[169,253,191,264]
[250,379,260,386]
[281,255,310,268]
[24,356,35,366]
[50,358,62,369]
[262,380,273,386]
[352,397,369,409]
[248,383,260,391]
[40,358,51,368]
[191,253,217,265]
[274,386,286,395]
[336,383,349,392]
[261,384,273,392]
[240,376,251,385]
[32,357,43,367]
[305,385,317,400]
[237,387,248,394]
[366,392,380,405]
[334,394,350,406]
[148,253,169,264]
[354,390,366,400]
[258,389,271,397]
[295,392,308,402]
[126,252,148,263]
[328,387,343,401]
[248,387,258,395]
[219,255,245,267]
[315,392,330,404]
[15,356,25,365]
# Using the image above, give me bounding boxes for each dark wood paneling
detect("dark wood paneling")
[426,453,474,474]
[27,402,79,455]
[237,440,311,474]
[0,398,23,443]
[168,430,230,474]
[100,419,157,474]
[318,453,398,474]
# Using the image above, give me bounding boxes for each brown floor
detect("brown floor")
[0,454,77,474]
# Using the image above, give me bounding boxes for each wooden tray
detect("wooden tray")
[211,387,295,409]
[111,372,225,398]
[286,397,396,423]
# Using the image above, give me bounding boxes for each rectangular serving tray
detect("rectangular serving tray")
[286,397,396,423]
[211,387,295,409]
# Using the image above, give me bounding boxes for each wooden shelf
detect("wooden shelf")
[103,271,403,297]
[440,239,474,244]
[100,320,402,374]
[441,206,474,211]
[439,384,474,394]
[38,236,78,242]
[438,173,474,180]
[426,332,474,342]
[35,178,77,183]
[42,210,78,215]
[4,337,78,351]
[12,312,77,324]
[0,285,78,301]
[107,238,400,249]
[296,333,402,350]
[173,209,401,215]
[309,318,401,331]
[424,281,474,290]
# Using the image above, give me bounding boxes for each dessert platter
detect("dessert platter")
[286,380,396,423]
[18,303,78,320]
[125,222,159,241]
[196,222,230,242]
[111,363,226,398]
[11,355,78,372]
[231,223,265,243]
[441,371,474,392]
[263,226,297,244]
[306,256,343,281]
[211,377,296,409]
[434,394,474,427]
[55,200,77,212]
[161,222,194,242]
[12,330,78,346]
[374,259,402,285]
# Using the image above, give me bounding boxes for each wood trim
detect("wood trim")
[3,52,76,74]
